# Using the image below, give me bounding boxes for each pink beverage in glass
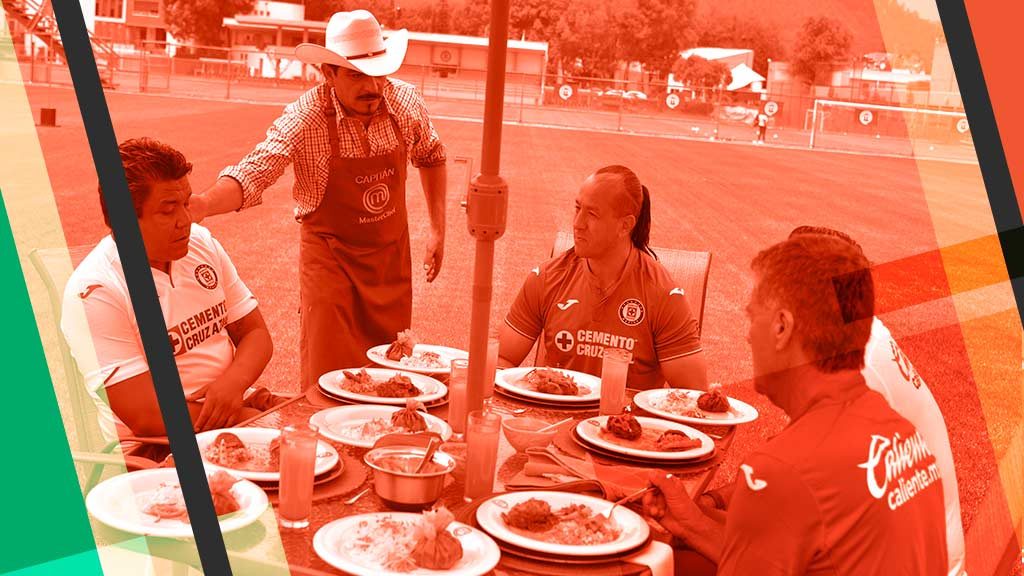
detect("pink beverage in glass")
[482,336,500,399]
[278,423,319,529]
[448,358,469,435]
[599,348,633,415]
[464,409,502,501]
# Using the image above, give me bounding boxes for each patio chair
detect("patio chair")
[29,246,168,491]
[535,231,712,365]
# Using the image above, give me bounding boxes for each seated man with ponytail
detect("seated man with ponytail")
[499,165,708,390]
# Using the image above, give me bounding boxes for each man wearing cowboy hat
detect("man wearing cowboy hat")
[190,10,447,389]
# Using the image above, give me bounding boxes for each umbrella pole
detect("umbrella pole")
[464,0,511,415]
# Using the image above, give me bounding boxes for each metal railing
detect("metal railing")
[9,38,976,162]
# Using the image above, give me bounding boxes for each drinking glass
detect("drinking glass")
[482,335,500,400]
[448,358,469,437]
[599,347,632,415]
[278,423,319,529]
[464,409,502,502]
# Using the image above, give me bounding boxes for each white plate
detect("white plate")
[575,416,714,461]
[319,368,448,406]
[367,344,469,375]
[194,427,339,483]
[494,367,601,404]
[85,468,267,539]
[475,491,649,557]
[310,405,453,449]
[633,389,759,426]
[313,512,501,576]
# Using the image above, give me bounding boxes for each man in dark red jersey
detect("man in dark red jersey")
[644,234,947,575]
[499,165,707,390]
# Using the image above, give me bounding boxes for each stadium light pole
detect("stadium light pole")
[463,0,511,415]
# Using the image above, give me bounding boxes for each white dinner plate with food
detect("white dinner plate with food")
[575,415,715,461]
[319,368,448,406]
[86,468,267,539]
[633,388,759,426]
[310,405,453,449]
[195,427,339,483]
[494,367,601,404]
[313,512,501,576]
[475,490,649,557]
[367,344,469,375]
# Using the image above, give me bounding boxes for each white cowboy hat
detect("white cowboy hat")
[295,10,408,77]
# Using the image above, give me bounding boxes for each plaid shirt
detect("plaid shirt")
[221,78,447,218]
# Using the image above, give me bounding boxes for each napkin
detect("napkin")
[625,540,675,576]
[505,445,650,500]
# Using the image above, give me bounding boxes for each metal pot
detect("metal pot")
[363,445,456,510]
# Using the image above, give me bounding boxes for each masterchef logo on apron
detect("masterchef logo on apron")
[363,183,390,214]
[356,168,398,224]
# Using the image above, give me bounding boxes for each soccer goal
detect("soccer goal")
[808,99,972,159]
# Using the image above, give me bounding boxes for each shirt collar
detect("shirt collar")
[778,368,870,423]
[583,245,637,301]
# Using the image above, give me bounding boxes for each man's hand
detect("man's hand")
[188,193,209,224]
[188,379,244,431]
[423,228,444,282]
[643,471,704,540]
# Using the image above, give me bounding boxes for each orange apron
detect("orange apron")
[299,101,411,389]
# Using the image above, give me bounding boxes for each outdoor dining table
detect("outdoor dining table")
[88,382,737,576]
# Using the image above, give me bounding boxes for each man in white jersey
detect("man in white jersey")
[62,138,276,441]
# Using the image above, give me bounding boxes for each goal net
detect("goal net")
[808,99,974,161]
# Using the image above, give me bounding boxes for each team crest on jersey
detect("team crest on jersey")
[618,298,645,326]
[554,330,575,352]
[194,264,218,290]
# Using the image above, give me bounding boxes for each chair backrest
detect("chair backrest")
[29,245,109,453]
[536,231,712,364]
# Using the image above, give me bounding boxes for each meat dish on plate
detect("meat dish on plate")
[141,470,241,523]
[342,369,422,398]
[518,368,591,396]
[384,330,447,370]
[649,385,735,419]
[501,498,621,546]
[600,413,701,452]
[204,432,281,472]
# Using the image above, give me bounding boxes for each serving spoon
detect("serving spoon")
[414,437,441,473]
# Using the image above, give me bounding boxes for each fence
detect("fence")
[12,41,977,163]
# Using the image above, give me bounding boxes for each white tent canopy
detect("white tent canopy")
[671,47,766,92]
[727,63,765,91]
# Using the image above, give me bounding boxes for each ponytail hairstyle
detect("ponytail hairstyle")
[594,165,657,259]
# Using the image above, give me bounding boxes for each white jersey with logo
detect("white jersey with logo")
[61,224,258,439]
[863,318,965,576]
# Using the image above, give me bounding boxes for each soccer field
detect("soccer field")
[25,85,1020,550]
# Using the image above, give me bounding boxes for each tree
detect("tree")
[671,55,730,99]
[430,0,452,34]
[616,0,698,78]
[792,16,852,84]
[873,0,942,71]
[697,15,784,76]
[164,0,255,47]
[303,0,347,23]
[509,0,565,42]
[551,0,619,77]
[450,0,489,37]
